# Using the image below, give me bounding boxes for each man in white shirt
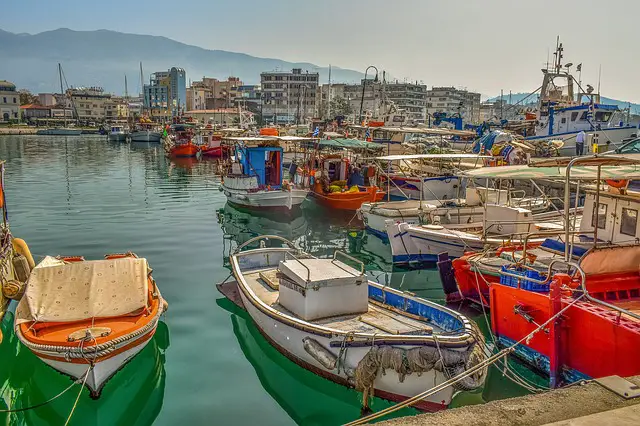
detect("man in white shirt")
[575,130,586,156]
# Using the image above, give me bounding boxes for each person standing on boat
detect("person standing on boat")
[576,130,586,156]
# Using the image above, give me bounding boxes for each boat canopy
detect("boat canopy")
[462,164,640,180]
[312,138,384,150]
[348,125,476,137]
[370,153,493,161]
[530,154,640,167]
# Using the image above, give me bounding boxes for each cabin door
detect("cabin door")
[265,151,281,186]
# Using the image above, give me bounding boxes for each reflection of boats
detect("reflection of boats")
[222,138,308,210]
[222,299,380,425]
[170,156,199,170]
[228,236,487,411]
[15,253,167,398]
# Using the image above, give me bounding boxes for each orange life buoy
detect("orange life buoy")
[606,179,629,189]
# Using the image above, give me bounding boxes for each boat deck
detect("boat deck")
[243,268,437,335]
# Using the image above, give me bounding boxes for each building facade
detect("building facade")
[0,80,20,122]
[341,80,428,123]
[426,86,481,124]
[68,87,112,123]
[261,68,319,124]
[144,67,186,117]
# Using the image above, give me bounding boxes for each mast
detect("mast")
[327,64,332,120]
[59,63,67,128]
[140,62,145,117]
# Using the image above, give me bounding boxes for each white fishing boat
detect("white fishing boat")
[15,253,167,398]
[108,123,129,142]
[131,128,162,143]
[361,186,549,240]
[227,235,487,411]
[221,137,308,210]
[386,204,565,265]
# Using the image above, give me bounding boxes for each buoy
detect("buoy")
[12,238,35,270]
[3,279,25,300]
[12,254,31,283]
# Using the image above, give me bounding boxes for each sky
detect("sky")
[2,0,640,102]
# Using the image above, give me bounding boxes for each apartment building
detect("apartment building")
[261,68,319,124]
[341,80,428,123]
[143,67,186,117]
[426,86,481,124]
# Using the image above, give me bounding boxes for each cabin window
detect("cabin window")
[595,111,612,122]
[561,117,567,124]
[579,111,587,121]
[620,208,638,236]
[592,202,607,229]
[571,112,579,121]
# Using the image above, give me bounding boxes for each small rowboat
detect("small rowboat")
[15,253,167,398]
[311,183,385,211]
[170,141,200,158]
[227,235,487,411]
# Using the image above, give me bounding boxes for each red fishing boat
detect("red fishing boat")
[201,134,226,157]
[170,141,200,158]
[441,155,640,386]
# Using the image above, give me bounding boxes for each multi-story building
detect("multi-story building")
[190,77,243,110]
[261,68,319,124]
[20,104,52,121]
[0,80,20,122]
[68,87,112,123]
[186,87,208,111]
[426,86,481,124]
[341,80,428,123]
[317,83,348,119]
[143,67,186,117]
[38,93,57,107]
[234,85,262,115]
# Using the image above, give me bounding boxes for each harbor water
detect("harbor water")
[0,136,546,425]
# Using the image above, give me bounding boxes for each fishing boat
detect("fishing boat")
[444,156,640,385]
[201,133,226,157]
[224,235,487,411]
[221,137,308,210]
[108,123,129,142]
[169,141,200,158]
[167,124,200,157]
[360,185,550,240]
[310,154,385,211]
[14,252,167,398]
[130,125,162,143]
[446,157,640,306]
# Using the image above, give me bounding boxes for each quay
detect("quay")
[0,127,38,135]
[376,375,640,425]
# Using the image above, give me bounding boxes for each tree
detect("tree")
[18,90,38,106]
[328,96,353,119]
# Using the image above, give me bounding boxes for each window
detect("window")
[621,208,638,236]
[571,111,579,121]
[561,117,567,124]
[13,97,16,104]
[579,111,587,121]
[2,97,5,103]
[595,111,612,122]
[591,202,607,229]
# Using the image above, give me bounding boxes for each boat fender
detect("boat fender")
[12,238,35,270]
[302,337,338,370]
[606,179,628,189]
[12,254,31,283]
[2,279,25,300]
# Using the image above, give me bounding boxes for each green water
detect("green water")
[0,136,545,425]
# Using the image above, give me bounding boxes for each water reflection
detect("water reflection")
[0,313,170,426]
[217,298,418,425]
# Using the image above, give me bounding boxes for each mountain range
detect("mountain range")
[0,28,363,95]
[487,93,640,115]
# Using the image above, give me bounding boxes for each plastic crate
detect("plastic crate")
[499,265,549,292]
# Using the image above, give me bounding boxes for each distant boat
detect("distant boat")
[108,124,129,142]
[130,128,162,143]
[37,63,81,136]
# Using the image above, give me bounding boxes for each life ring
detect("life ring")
[12,238,35,269]
[606,179,628,189]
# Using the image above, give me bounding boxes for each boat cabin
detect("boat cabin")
[540,104,621,137]
[579,187,640,243]
[234,145,283,189]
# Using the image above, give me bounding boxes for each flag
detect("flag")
[365,128,371,141]
[312,127,319,137]
[576,63,582,72]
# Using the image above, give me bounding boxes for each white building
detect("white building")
[0,81,20,122]
[261,68,319,124]
[426,87,481,124]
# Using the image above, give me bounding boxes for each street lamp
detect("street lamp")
[359,66,379,124]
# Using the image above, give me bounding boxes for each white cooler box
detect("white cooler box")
[278,255,368,321]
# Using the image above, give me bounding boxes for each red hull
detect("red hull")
[170,143,200,158]
[201,146,227,157]
[311,184,385,211]
[451,256,497,307]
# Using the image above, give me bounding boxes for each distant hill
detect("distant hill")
[487,92,640,114]
[0,28,363,94]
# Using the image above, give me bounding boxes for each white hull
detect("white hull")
[525,127,637,156]
[131,131,162,143]
[383,176,464,200]
[223,184,308,210]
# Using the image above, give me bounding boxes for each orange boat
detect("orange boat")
[311,183,385,210]
[15,253,167,398]
[170,141,200,158]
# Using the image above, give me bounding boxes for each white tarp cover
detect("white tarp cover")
[17,257,149,324]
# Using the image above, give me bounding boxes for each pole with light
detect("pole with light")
[359,66,379,125]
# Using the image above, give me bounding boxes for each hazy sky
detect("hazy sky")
[3,0,640,101]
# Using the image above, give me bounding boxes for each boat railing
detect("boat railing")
[499,254,640,321]
[520,230,594,261]
[234,234,298,253]
[284,251,312,283]
[332,251,365,276]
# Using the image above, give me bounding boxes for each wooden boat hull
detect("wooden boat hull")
[222,184,308,210]
[130,131,162,143]
[230,242,487,411]
[201,146,226,157]
[170,143,200,158]
[311,185,385,211]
